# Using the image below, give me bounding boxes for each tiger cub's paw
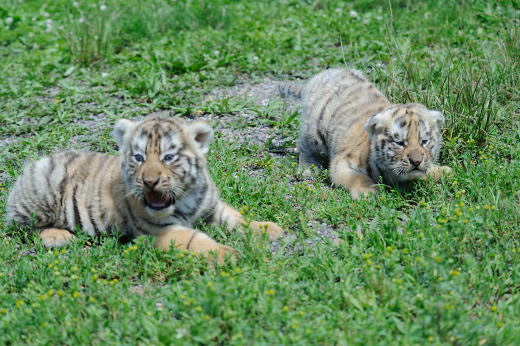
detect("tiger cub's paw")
[39,228,75,248]
[154,230,237,264]
[248,221,284,241]
[426,165,452,181]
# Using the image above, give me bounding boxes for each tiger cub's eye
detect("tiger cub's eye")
[163,154,175,162]
[134,154,144,162]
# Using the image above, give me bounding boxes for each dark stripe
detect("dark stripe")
[217,205,225,223]
[348,70,365,82]
[318,130,327,148]
[87,204,100,235]
[58,152,81,200]
[46,157,57,204]
[123,199,148,234]
[72,185,82,230]
[186,232,198,250]
[315,93,336,136]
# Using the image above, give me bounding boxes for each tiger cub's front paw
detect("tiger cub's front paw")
[39,228,75,248]
[248,221,284,241]
[426,165,452,181]
[154,229,237,264]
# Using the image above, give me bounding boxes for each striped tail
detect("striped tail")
[277,81,304,99]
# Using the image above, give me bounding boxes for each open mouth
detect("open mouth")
[144,191,174,210]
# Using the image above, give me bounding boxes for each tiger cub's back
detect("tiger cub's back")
[6,152,120,235]
[298,68,390,161]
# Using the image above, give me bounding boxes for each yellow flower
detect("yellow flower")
[282,306,289,312]
[463,219,469,224]
[72,292,80,298]
[444,304,454,310]
[89,297,96,303]
[491,305,497,311]
[15,300,24,308]
[449,269,461,276]
[265,289,275,295]
[0,308,6,314]
[57,290,65,297]
[453,209,462,217]
[386,246,394,253]
[433,255,442,263]
[128,245,138,251]
[437,218,448,224]
[195,306,203,312]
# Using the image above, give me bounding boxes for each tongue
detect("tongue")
[145,191,170,208]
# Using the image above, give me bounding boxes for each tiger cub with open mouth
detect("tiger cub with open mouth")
[6,116,283,263]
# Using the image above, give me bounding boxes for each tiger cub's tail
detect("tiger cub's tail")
[277,81,304,100]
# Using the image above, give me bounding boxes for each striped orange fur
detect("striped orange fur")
[6,116,283,262]
[280,68,452,199]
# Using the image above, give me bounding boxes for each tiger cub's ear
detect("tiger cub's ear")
[365,109,393,137]
[187,121,214,155]
[425,110,445,129]
[113,119,136,149]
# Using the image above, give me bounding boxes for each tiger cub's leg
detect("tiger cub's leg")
[329,156,377,200]
[298,139,323,177]
[39,228,76,248]
[209,202,283,241]
[154,226,237,263]
[425,165,452,181]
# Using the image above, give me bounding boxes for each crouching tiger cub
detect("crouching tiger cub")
[6,116,283,263]
[280,68,452,200]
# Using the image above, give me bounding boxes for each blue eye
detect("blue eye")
[394,140,405,146]
[163,154,175,162]
[422,139,429,145]
[134,154,144,162]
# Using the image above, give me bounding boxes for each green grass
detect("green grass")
[1,0,519,344]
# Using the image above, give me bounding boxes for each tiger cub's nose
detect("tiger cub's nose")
[143,177,160,189]
[408,156,423,167]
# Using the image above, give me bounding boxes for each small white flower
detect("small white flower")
[79,17,85,23]
[349,10,358,18]
[43,12,50,17]
[376,16,383,21]
[101,72,109,78]
[28,32,34,38]
[5,17,13,25]
[100,4,107,11]
[73,1,79,8]
[45,19,53,25]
